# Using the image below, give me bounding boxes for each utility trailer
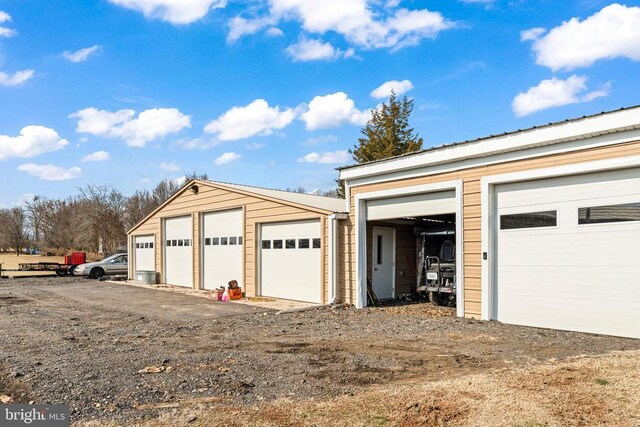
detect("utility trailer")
[0,252,86,277]
[415,227,456,306]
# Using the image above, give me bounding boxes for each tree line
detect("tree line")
[0,175,200,256]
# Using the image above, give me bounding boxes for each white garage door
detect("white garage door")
[134,235,155,272]
[202,209,243,290]
[494,168,640,338]
[366,190,455,221]
[164,216,193,287]
[260,220,321,303]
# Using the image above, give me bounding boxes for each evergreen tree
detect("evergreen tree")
[351,91,423,162]
[336,92,423,197]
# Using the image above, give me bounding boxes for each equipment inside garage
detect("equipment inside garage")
[365,189,458,306]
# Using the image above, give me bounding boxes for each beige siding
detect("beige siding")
[129,183,331,302]
[343,139,640,318]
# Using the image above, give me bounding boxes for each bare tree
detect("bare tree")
[77,185,127,253]
[24,195,47,245]
[0,207,28,255]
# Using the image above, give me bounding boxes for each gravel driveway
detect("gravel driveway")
[1,277,639,426]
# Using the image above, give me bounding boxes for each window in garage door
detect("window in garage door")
[493,168,640,339]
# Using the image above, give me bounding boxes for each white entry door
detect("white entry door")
[372,227,395,300]
[202,209,243,290]
[260,220,322,303]
[494,168,640,339]
[134,235,155,272]
[164,216,193,287]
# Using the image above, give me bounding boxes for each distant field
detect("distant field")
[0,253,66,277]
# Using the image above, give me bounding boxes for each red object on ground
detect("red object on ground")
[71,252,86,265]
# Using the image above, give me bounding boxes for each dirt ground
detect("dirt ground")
[1,277,639,427]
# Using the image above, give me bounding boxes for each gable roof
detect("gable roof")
[339,105,640,180]
[128,179,346,234]
[211,181,346,213]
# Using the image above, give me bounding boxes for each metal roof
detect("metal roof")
[207,180,347,213]
[337,105,640,172]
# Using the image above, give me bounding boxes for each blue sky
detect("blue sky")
[1,0,639,206]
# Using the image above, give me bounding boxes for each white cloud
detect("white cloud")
[300,134,338,146]
[298,150,350,164]
[62,45,101,63]
[512,75,610,117]
[520,27,545,42]
[159,161,180,171]
[300,92,371,130]
[214,151,241,165]
[245,142,265,150]
[108,0,227,24]
[370,79,414,99]
[0,11,16,38]
[247,0,456,51]
[70,107,191,147]
[17,163,81,181]
[526,4,640,71]
[82,150,110,162]
[204,99,296,141]
[0,69,34,87]
[0,126,68,160]
[286,38,345,62]
[227,16,276,42]
[266,27,284,37]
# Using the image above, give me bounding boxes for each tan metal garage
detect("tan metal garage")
[128,180,346,303]
[338,106,640,338]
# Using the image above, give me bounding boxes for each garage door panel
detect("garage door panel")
[203,209,243,290]
[164,216,193,287]
[495,168,640,339]
[367,191,455,221]
[134,235,155,272]
[260,220,321,303]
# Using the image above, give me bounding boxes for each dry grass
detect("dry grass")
[0,253,66,277]
[78,350,640,427]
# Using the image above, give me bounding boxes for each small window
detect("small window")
[166,240,171,247]
[135,243,140,249]
[178,239,184,247]
[312,238,321,249]
[229,236,237,245]
[286,239,296,249]
[144,242,149,249]
[500,211,557,230]
[212,237,219,245]
[184,239,191,246]
[149,242,154,249]
[238,236,243,245]
[579,202,640,224]
[376,235,383,265]
[205,237,211,245]
[298,238,310,249]
[171,239,177,246]
[262,240,271,249]
[273,239,283,249]
[221,237,228,245]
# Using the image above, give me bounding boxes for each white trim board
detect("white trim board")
[344,128,640,189]
[480,154,640,321]
[341,108,640,181]
[354,180,465,317]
